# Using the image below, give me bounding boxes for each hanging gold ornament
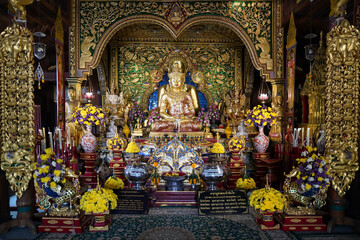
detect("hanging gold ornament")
[325,20,360,197]
[0,22,35,198]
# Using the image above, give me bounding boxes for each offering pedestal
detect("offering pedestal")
[153,184,197,207]
[253,152,270,186]
[275,213,326,231]
[38,213,91,233]
[228,151,245,189]
[80,153,98,188]
[109,150,126,180]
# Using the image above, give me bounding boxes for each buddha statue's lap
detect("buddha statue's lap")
[151,61,202,132]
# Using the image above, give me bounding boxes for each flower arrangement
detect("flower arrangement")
[196,104,221,127]
[128,102,144,125]
[148,109,162,125]
[295,146,331,192]
[206,103,221,122]
[104,175,124,190]
[196,109,210,127]
[245,105,277,128]
[106,134,126,151]
[228,137,244,152]
[80,187,118,213]
[249,187,286,212]
[211,142,225,154]
[236,177,256,190]
[33,148,66,190]
[125,139,140,153]
[72,104,105,126]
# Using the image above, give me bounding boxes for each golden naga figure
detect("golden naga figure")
[65,87,82,146]
[9,0,33,20]
[151,61,202,132]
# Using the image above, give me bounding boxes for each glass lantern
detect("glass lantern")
[257,78,271,104]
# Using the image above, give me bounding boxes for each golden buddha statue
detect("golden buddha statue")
[65,87,82,145]
[151,61,202,132]
[269,95,283,143]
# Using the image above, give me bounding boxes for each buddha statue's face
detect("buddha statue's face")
[169,72,185,90]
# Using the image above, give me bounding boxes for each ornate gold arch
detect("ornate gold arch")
[71,0,282,82]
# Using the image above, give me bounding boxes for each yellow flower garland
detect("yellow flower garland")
[80,188,118,213]
[104,176,124,190]
[211,142,225,154]
[236,177,256,190]
[249,187,285,212]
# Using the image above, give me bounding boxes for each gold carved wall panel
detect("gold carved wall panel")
[71,0,282,81]
[115,44,236,106]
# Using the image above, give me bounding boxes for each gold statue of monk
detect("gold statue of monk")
[65,87,83,145]
[151,61,202,132]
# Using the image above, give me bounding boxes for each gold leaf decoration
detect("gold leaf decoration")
[325,20,360,197]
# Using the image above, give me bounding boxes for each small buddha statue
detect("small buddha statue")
[132,118,144,137]
[204,124,213,138]
[106,120,117,138]
[151,61,202,132]
[269,95,283,143]
[65,87,82,146]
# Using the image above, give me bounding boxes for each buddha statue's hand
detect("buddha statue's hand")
[179,116,193,122]
[162,116,176,121]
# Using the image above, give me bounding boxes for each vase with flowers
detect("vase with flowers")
[207,103,221,129]
[128,102,144,128]
[80,182,117,231]
[72,104,105,152]
[245,105,277,153]
[196,108,210,129]
[249,180,285,229]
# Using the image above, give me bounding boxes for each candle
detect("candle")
[292,128,296,147]
[66,126,71,146]
[58,128,62,150]
[48,131,53,151]
[301,128,304,147]
[39,129,45,152]
[42,127,46,148]
[306,128,310,146]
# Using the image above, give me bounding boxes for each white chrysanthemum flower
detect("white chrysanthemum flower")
[301,151,308,157]
[306,165,312,170]
[35,171,39,176]
[324,178,329,183]
[314,184,320,188]
[52,161,56,167]
[309,177,314,182]
[318,168,323,173]
[53,176,60,182]
[307,157,314,163]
